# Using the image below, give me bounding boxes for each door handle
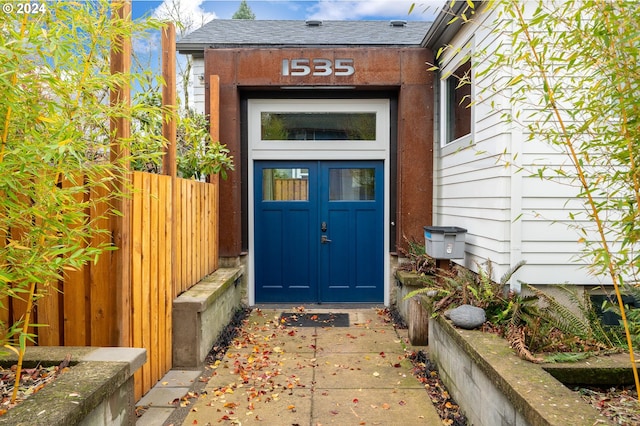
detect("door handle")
[321,235,332,244]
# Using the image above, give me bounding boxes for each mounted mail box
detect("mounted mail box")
[424,226,467,259]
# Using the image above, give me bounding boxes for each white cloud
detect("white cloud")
[306,0,440,21]
[133,31,160,56]
[152,0,217,36]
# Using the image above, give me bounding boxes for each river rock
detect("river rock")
[445,304,486,329]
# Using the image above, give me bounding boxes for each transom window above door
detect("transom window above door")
[249,99,389,160]
[261,112,376,141]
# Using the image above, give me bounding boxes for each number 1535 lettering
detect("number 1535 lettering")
[282,59,355,77]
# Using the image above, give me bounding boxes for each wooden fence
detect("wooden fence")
[130,172,219,397]
[6,171,219,399]
[2,16,221,401]
[0,14,218,401]
[273,178,309,200]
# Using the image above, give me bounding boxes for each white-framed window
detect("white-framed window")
[248,99,389,160]
[440,54,472,146]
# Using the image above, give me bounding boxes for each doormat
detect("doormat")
[279,312,350,327]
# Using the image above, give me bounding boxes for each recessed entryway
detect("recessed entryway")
[254,160,384,303]
[248,99,390,305]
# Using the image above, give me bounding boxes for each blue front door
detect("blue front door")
[254,160,384,303]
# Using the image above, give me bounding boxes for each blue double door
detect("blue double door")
[254,160,384,303]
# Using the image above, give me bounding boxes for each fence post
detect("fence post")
[110,0,132,348]
[161,21,177,287]
[209,76,220,272]
[161,22,177,373]
[162,23,177,179]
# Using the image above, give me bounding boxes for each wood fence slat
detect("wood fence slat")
[62,177,90,346]
[182,181,195,291]
[37,181,68,346]
[176,180,183,294]
[131,172,144,399]
[149,175,160,384]
[181,179,188,293]
[182,179,188,293]
[10,194,32,343]
[187,182,194,289]
[173,180,180,297]
[195,182,200,283]
[163,177,173,373]
[204,185,211,274]
[157,176,166,378]
[198,185,204,277]
[89,184,113,347]
[198,183,203,279]
[192,183,198,283]
[36,281,61,346]
[198,185,204,279]
[141,172,152,393]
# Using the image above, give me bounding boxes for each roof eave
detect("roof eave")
[177,43,426,54]
[421,0,483,49]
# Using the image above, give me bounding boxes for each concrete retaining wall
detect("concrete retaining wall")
[0,347,145,425]
[173,268,244,368]
[429,316,610,426]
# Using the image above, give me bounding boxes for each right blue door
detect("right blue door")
[254,160,384,303]
[319,161,384,303]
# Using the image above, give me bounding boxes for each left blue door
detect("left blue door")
[254,160,384,303]
[254,161,319,302]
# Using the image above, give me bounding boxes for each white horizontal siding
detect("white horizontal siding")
[434,2,610,288]
[192,57,205,114]
[434,3,515,284]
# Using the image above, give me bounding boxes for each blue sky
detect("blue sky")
[132,1,441,25]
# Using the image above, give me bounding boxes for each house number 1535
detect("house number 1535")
[281,58,355,77]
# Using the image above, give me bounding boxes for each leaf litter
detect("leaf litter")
[160,306,469,425]
[0,354,71,416]
[576,385,639,425]
[158,306,640,426]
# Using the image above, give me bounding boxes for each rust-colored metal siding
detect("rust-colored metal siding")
[204,47,433,256]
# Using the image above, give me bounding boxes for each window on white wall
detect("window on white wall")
[441,59,472,144]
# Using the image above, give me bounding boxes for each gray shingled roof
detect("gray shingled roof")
[176,20,432,53]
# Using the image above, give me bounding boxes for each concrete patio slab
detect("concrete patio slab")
[182,387,313,425]
[135,407,176,426]
[163,308,441,426]
[312,388,441,425]
[136,386,191,408]
[156,369,203,387]
[315,326,405,354]
[231,326,318,353]
[314,352,422,389]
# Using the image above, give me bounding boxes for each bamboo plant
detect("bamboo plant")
[0,1,162,404]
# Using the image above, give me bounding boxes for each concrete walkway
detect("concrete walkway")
[136,307,439,425]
